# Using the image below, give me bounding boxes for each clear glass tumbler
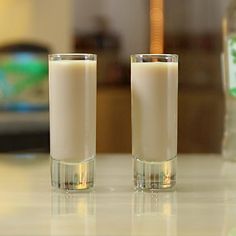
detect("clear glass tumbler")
[131,54,178,191]
[49,54,96,191]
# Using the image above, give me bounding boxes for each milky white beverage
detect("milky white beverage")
[49,56,96,163]
[131,57,178,162]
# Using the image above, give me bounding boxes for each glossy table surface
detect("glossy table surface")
[0,154,236,236]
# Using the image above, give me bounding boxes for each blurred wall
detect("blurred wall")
[0,0,73,52]
[165,0,230,34]
[74,0,149,61]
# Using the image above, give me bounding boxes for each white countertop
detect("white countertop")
[0,154,236,236]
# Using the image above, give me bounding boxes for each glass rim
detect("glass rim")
[49,53,97,61]
[131,54,178,62]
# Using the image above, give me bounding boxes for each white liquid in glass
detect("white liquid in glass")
[49,60,96,162]
[131,62,178,162]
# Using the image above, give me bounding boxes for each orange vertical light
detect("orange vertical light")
[150,0,164,54]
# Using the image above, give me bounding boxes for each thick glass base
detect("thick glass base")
[222,132,236,162]
[223,153,236,162]
[51,157,95,192]
[133,156,177,191]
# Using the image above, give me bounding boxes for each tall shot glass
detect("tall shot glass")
[131,54,178,191]
[49,54,96,191]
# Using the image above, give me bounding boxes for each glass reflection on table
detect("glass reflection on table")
[50,191,96,236]
[132,191,177,236]
[221,161,236,236]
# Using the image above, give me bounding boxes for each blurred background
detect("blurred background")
[0,0,230,153]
